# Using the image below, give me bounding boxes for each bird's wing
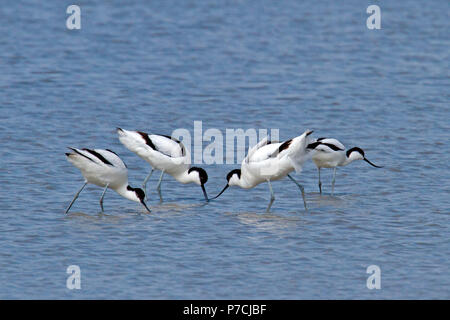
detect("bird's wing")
[68,148,115,167]
[245,135,270,163]
[281,130,314,173]
[247,143,282,163]
[267,138,293,159]
[149,134,186,158]
[308,138,345,153]
[117,128,186,160]
[94,149,127,168]
[268,129,314,158]
[316,138,345,151]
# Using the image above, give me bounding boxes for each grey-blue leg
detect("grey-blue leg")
[156,170,164,202]
[99,183,109,212]
[142,168,154,201]
[66,182,88,214]
[287,174,308,211]
[318,167,322,194]
[332,168,337,195]
[266,180,275,213]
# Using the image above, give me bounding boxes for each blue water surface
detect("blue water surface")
[0,0,448,299]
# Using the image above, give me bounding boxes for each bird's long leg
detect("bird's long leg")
[287,174,308,211]
[332,168,337,195]
[318,167,322,195]
[65,182,87,214]
[266,180,275,213]
[99,183,109,212]
[142,168,154,201]
[156,170,165,202]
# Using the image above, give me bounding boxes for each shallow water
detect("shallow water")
[0,1,449,299]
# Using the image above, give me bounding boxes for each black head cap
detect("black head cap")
[135,188,146,202]
[189,167,208,185]
[127,185,146,202]
[226,169,241,183]
[346,147,365,158]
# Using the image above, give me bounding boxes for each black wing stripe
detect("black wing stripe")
[307,141,344,151]
[321,143,344,151]
[278,139,292,153]
[138,132,185,158]
[105,149,118,156]
[83,149,114,166]
[137,131,156,150]
[69,148,96,163]
[105,149,127,168]
[159,134,186,157]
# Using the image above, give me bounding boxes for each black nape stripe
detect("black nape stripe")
[226,169,241,182]
[138,131,156,150]
[317,137,327,141]
[83,149,114,166]
[346,147,365,158]
[127,185,145,200]
[189,167,208,184]
[278,139,292,153]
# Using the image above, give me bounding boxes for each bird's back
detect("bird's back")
[66,148,128,188]
[117,128,188,171]
[149,134,186,158]
[248,142,281,162]
[315,138,346,151]
[280,130,313,173]
[310,138,347,168]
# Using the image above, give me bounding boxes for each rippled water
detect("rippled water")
[0,1,448,299]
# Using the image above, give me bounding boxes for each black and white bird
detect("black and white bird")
[212,130,313,212]
[117,128,209,202]
[65,148,151,213]
[307,137,382,194]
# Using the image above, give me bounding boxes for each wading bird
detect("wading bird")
[65,148,151,213]
[212,130,314,212]
[307,138,382,194]
[117,128,209,202]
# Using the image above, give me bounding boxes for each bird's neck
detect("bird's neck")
[172,170,196,185]
[234,175,254,189]
[341,156,355,166]
[115,184,138,202]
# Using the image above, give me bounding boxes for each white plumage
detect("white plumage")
[212,130,314,212]
[307,137,382,194]
[65,148,150,213]
[117,128,209,202]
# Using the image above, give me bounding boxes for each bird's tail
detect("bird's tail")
[286,130,314,173]
[117,127,142,148]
